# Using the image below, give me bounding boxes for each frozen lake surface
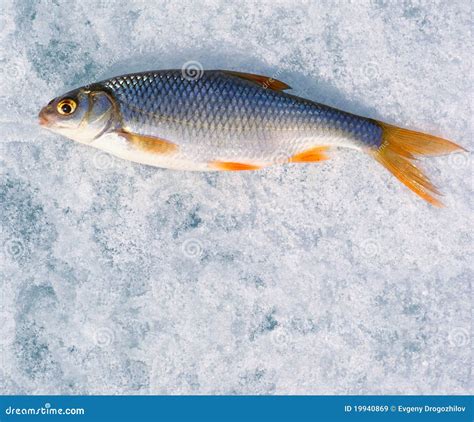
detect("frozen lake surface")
[0,0,472,394]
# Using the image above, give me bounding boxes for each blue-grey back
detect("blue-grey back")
[100,70,382,148]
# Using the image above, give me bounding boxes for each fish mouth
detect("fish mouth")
[38,108,50,127]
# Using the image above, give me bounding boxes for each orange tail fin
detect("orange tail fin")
[370,121,466,207]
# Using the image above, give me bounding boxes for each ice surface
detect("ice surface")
[0,0,472,394]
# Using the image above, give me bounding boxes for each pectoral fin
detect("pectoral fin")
[222,71,291,91]
[118,130,178,154]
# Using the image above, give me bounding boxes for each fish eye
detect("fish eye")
[57,98,77,115]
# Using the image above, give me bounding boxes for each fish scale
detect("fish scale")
[102,70,380,159]
[39,69,465,206]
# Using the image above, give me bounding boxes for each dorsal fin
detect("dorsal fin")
[222,70,291,91]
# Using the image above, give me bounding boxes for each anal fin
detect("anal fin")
[289,146,329,163]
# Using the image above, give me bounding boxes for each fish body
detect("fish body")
[94,70,381,170]
[39,69,465,206]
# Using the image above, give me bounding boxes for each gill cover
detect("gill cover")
[39,87,119,144]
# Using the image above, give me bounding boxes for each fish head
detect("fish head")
[38,86,118,144]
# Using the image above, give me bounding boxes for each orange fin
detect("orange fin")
[375,121,467,156]
[370,121,467,207]
[222,70,291,91]
[118,130,178,154]
[209,161,263,171]
[289,146,329,163]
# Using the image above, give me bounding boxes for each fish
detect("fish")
[38,69,466,206]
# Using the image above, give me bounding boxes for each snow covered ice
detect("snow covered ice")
[0,0,472,394]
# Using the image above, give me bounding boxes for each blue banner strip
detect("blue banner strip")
[0,395,472,421]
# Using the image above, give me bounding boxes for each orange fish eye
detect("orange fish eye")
[57,98,77,115]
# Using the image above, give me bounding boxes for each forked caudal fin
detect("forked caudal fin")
[369,121,467,207]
